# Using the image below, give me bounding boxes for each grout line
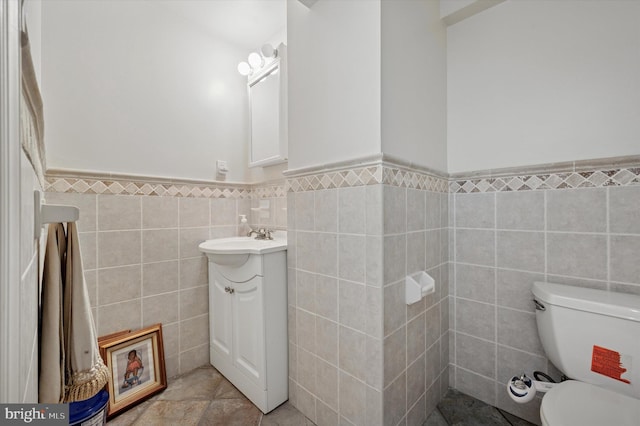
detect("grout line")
[435,406,448,425]
[497,407,517,426]
[606,187,611,291]
[495,342,548,359]
[139,197,144,327]
[451,261,616,284]
[93,195,101,328]
[318,189,331,421]
[493,192,498,384]
[454,365,498,383]
[543,189,548,294]
[453,296,534,313]
[404,187,412,419]
[177,198,182,375]
[451,192,457,387]
[453,226,639,236]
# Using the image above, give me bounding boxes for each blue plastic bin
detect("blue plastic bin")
[69,389,109,426]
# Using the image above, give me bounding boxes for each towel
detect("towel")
[39,223,109,403]
[20,21,46,182]
[39,224,66,403]
[62,222,109,402]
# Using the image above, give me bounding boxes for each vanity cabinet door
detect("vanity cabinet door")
[204,250,287,413]
[232,276,265,389]
[209,269,233,363]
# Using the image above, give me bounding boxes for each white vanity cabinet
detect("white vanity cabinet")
[203,245,287,414]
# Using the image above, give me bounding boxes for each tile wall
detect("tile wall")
[287,183,385,425]
[45,177,287,379]
[382,185,450,426]
[286,162,450,426]
[449,184,640,424]
[41,157,639,423]
[252,180,288,231]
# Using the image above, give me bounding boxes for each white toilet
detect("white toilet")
[532,282,640,425]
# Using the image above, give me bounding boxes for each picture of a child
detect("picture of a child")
[122,349,143,388]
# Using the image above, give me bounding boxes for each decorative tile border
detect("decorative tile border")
[252,181,287,199]
[44,175,291,200]
[450,167,640,193]
[45,176,252,198]
[286,155,640,194]
[382,167,449,192]
[286,165,383,192]
[44,156,640,197]
[286,163,450,193]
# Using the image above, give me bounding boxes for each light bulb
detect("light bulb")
[237,61,251,76]
[260,43,276,58]
[248,52,263,69]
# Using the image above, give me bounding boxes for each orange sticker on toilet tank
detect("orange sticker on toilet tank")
[591,345,631,384]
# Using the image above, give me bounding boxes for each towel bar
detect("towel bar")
[34,190,79,238]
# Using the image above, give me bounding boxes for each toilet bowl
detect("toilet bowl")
[531,282,640,425]
[540,380,640,426]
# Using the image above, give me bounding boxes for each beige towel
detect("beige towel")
[20,21,46,181]
[39,224,66,403]
[62,223,109,402]
[39,223,109,403]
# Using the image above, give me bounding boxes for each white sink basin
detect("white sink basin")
[199,236,287,266]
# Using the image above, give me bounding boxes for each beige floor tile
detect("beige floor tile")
[132,400,210,426]
[106,398,156,426]
[213,378,245,400]
[198,399,261,426]
[106,366,311,426]
[158,367,224,401]
[261,402,315,426]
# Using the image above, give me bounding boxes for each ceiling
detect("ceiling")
[153,0,286,50]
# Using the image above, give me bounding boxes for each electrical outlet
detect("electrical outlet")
[216,160,228,174]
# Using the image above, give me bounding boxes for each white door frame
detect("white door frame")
[0,0,23,403]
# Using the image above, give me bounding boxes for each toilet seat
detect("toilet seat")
[540,380,640,426]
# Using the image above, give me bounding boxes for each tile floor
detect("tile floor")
[425,389,535,426]
[106,366,312,426]
[106,366,534,426]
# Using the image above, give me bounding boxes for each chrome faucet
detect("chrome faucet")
[247,228,274,240]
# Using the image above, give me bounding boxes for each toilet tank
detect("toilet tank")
[532,282,640,399]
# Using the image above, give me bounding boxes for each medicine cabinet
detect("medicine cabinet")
[248,44,287,168]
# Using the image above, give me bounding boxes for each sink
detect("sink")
[199,236,287,266]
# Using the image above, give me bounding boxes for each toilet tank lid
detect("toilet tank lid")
[532,282,640,323]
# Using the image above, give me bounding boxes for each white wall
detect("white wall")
[381,0,447,173]
[440,0,476,18]
[41,0,251,182]
[447,0,640,173]
[287,0,381,170]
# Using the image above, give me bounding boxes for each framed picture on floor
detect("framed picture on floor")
[99,323,167,419]
[98,329,132,343]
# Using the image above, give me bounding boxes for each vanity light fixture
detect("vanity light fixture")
[237,43,278,76]
[248,52,264,69]
[260,43,277,59]
[237,61,251,76]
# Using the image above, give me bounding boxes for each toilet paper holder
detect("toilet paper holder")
[405,271,435,305]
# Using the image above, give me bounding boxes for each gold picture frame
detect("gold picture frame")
[98,324,167,419]
[98,329,132,344]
